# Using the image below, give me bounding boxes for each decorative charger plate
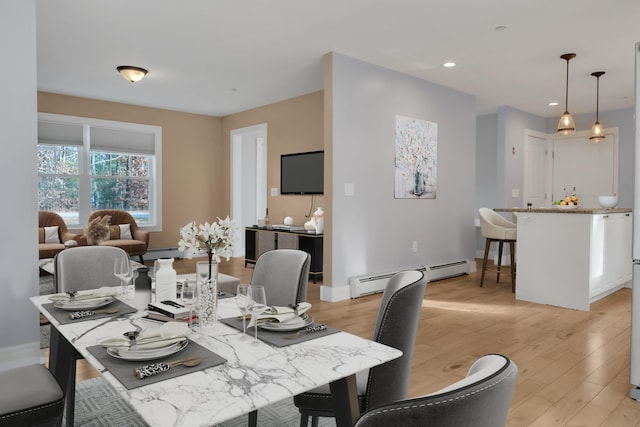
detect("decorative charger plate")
[53,297,115,311]
[106,339,188,361]
[259,314,314,332]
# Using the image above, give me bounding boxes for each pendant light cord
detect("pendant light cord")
[564,58,570,113]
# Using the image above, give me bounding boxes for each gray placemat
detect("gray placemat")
[220,317,340,347]
[43,299,137,325]
[86,339,226,390]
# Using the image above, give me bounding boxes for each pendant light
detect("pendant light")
[589,71,606,142]
[557,53,576,135]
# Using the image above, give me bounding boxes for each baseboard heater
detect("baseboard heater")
[349,259,471,298]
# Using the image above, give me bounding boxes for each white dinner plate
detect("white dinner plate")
[106,339,188,361]
[53,297,115,311]
[259,314,314,332]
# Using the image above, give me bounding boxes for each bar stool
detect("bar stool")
[478,208,517,292]
[0,364,64,426]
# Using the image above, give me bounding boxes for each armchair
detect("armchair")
[86,210,150,263]
[38,210,81,259]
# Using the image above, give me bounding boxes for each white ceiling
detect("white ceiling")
[37,0,640,118]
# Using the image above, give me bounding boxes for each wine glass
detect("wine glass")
[236,284,251,339]
[180,279,197,331]
[248,285,267,343]
[113,258,132,298]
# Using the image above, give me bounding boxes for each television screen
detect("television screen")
[280,150,324,195]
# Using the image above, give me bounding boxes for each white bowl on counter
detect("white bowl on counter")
[598,196,618,209]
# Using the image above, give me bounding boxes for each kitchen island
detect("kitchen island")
[495,207,632,311]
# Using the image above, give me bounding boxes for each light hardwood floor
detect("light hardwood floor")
[63,257,640,426]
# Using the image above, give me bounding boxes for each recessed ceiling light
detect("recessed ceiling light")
[443,62,456,68]
[548,101,559,106]
[494,25,507,31]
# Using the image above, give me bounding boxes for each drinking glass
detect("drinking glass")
[248,285,267,343]
[236,284,251,339]
[113,258,132,298]
[180,279,197,330]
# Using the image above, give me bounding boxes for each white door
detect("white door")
[231,124,268,257]
[523,130,550,207]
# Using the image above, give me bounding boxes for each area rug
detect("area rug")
[73,377,335,426]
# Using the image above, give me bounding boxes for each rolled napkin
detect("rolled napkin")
[100,322,189,350]
[49,287,118,303]
[248,302,312,327]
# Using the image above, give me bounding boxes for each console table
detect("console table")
[245,227,323,283]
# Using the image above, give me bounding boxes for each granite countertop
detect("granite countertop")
[495,207,632,214]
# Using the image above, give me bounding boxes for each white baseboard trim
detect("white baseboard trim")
[320,284,350,302]
[0,342,42,372]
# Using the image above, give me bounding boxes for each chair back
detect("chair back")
[478,207,517,240]
[354,354,518,427]
[54,246,129,293]
[38,210,74,242]
[364,270,428,410]
[88,209,140,234]
[250,249,311,306]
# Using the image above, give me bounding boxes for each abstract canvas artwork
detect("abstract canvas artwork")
[394,115,437,199]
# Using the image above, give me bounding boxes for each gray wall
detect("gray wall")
[498,106,548,208]
[0,0,40,370]
[330,53,477,286]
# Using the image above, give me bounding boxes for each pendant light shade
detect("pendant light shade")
[117,66,148,83]
[557,53,576,135]
[589,71,606,142]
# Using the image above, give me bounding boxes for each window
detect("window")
[37,113,162,230]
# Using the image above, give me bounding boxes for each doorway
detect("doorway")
[231,124,268,257]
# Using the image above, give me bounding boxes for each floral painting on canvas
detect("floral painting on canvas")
[394,115,437,199]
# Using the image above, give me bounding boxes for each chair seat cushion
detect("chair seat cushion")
[39,243,66,259]
[98,239,147,255]
[0,364,64,424]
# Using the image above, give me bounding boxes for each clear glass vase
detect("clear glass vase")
[195,261,218,332]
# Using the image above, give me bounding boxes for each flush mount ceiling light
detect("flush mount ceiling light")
[116,66,148,83]
[557,53,576,135]
[589,71,606,142]
[443,61,456,68]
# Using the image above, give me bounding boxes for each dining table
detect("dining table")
[32,286,402,427]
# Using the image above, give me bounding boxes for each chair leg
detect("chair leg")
[311,416,319,427]
[509,240,516,293]
[139,255,144,264]
[299,413,309,427]
[480,239,491,288]
[496,241,504,283]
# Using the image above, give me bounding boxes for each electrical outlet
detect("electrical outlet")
[412,241,418,253]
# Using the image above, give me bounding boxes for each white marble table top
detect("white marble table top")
[32,290,401,427]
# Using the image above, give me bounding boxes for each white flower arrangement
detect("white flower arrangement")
[178,216,239,263]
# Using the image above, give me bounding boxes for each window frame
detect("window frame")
[38,112,163,231]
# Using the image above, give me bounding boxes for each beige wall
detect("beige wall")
[38,92,224,249]
[220,91,325,225]
[38,91,325,255]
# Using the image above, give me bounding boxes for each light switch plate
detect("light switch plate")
[344,183,354,196]
[271,188,278,196]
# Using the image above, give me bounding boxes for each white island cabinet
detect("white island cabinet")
[496,208,632,311]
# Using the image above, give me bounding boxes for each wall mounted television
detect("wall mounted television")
[280,150,324,195]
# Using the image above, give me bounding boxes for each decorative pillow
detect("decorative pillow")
[85,215,111,245]
[44,226,60,244]
[119,223,133,240]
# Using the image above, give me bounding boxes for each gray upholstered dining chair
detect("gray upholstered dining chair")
[52,245,130,426]
[352,354,518,427]
[0,363,64,426]
[293,269,428,427]
[250,249,311,307]
[54,245,129,293]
